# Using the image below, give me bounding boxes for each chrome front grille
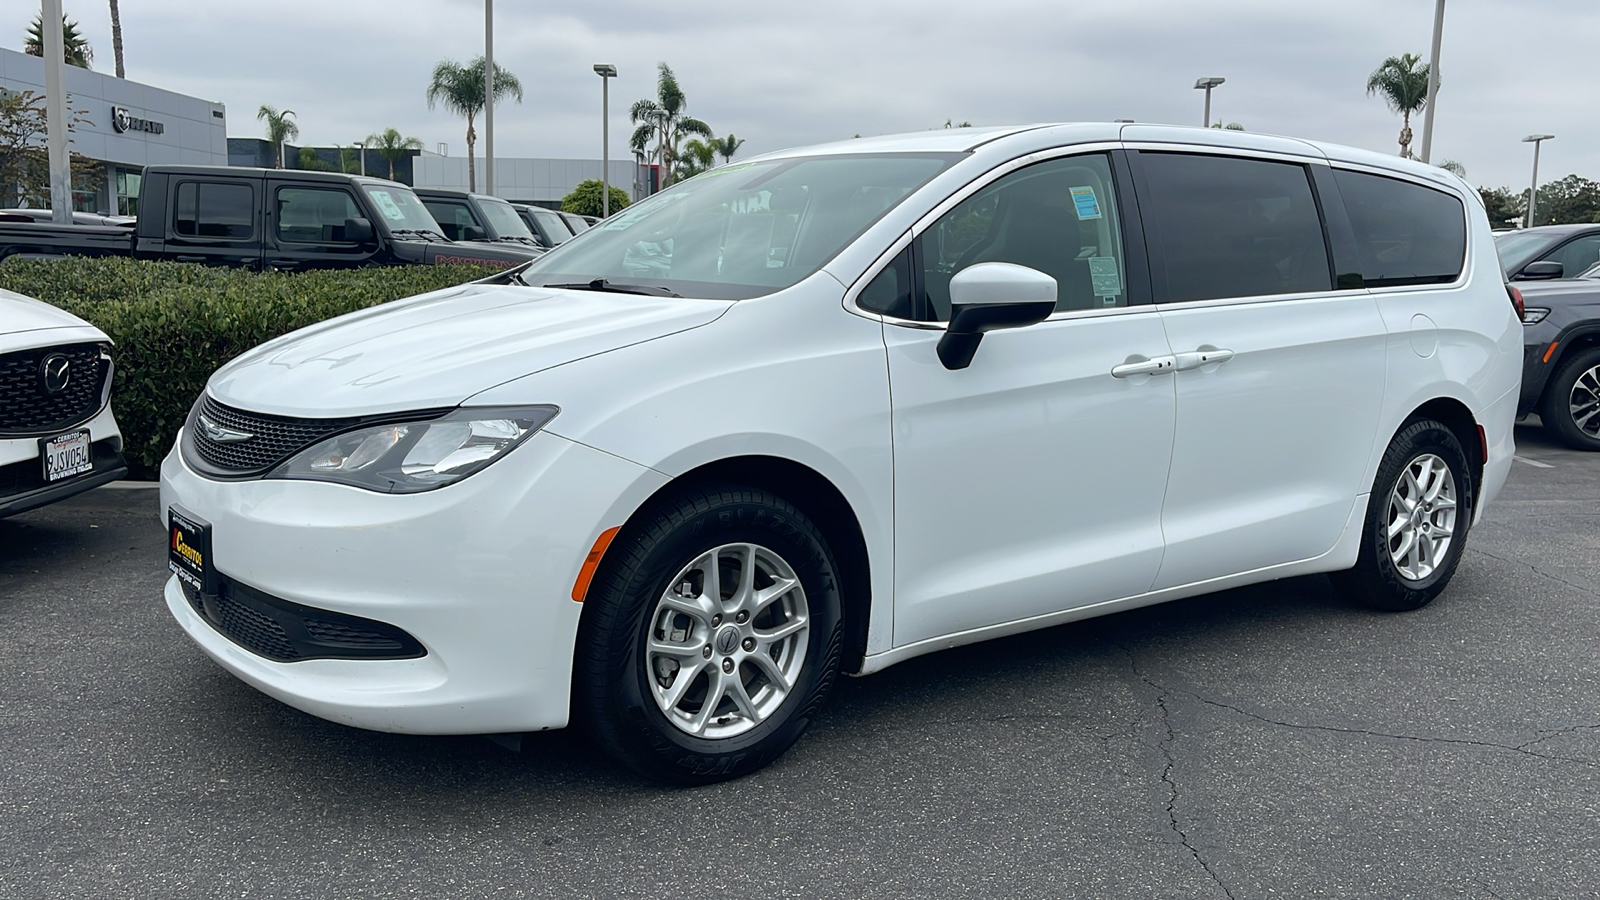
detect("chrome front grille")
[189,395,359,474]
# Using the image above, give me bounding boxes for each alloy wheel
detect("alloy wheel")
[1568,363,1600,439]
[1384,453,1458,583]
[644,543,810,739]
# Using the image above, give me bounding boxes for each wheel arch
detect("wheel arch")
[586,454,874,676]
[1547,328,1600,381]
[1406,396,1484,499]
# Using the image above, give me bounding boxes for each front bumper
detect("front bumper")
[159,428,668,734]
[0,404,126,518]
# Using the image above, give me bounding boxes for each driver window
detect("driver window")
[1543,235,1600,279]
[917,153,1126,321]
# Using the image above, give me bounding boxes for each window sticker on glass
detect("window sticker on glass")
[370,191,407,222]
[1070,186,1102,221]
[1088,255,1122,300]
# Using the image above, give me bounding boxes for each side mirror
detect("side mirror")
[1516,260,1564,281]
[937,263,1057,370]
[343,217,374,243]
[460,224,488,242]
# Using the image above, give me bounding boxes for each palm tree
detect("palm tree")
[713,134,745,165]
[426,57,523,192]
[109,0,125,78]
[25,13,94,68]
[256,106,298,169]
[1366,53,1433,158]
[678,138,717,181]
[630,63,713,190]
[365,128,423,181]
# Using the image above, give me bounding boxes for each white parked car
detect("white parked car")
[159,124,1521,783]
[1,288,126,517]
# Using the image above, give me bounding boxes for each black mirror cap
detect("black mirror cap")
[343,217,375,243]
[461,224,488,242]
[936,300,1055,370]
[1516,260,1565,281]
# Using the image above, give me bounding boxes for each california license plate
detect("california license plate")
[168,507,215,595]
[41,430,92,483]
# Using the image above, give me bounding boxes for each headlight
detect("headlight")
[267,405,559,493]
[1521,307,1550,325]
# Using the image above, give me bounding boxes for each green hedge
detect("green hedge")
[0,257,502,478]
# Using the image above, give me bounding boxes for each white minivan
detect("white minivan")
[159,124,1521,783]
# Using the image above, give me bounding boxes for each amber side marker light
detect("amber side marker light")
[1543,341,1560,364]
[572,526,621,602]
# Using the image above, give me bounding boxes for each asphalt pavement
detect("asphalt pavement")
[1,421,1596,899]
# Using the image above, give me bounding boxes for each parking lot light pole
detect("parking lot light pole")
[1418,0,1446,163]
[356,141,365,177]
[1194,77,1225,127]
[42,0,72,224]
[1523,134,1554,228]
[594,64,617,218]
[483,0,494,196]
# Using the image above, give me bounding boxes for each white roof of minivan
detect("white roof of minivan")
[750,122,1468,194]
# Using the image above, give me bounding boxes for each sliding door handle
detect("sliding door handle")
[1111,355,1176,378]
[1172,348,1235,371]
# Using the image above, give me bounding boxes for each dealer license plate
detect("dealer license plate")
[168,507,215,595]
[41,430,92,483]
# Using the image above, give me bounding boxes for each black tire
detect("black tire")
[1539,346,1600,451]
[1332,418,1475,612]
[574,484,844,785]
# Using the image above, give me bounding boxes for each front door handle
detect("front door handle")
[1172,348,1235,371]
[1111,355,1177,378]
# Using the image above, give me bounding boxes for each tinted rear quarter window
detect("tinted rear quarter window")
[1138,153,1331,302]
[1332,169,1465,287]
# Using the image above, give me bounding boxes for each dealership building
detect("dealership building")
[3,43,647,215]
[0,45,227,214]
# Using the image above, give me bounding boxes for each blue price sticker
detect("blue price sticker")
[1070,186,1102,220]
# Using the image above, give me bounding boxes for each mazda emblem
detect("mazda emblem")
[40,354,70,394]
[198,413,253,443]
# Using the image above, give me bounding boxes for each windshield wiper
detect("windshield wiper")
[539,279,682,298]
[392,228,448,242]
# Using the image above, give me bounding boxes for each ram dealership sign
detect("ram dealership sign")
[111,106,165,135]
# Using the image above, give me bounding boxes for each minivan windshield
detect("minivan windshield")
[362,184,445,236]
[518,153,957,299]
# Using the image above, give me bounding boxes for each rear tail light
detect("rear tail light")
[1506,284,1526,319]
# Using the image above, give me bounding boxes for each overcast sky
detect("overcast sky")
[4,0,1596,191]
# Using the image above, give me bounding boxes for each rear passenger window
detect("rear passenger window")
[173,182,254,239]
[1139,153,1331,302]
[1332,169,1465,287]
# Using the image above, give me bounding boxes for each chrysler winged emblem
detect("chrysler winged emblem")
[198,413,253,443]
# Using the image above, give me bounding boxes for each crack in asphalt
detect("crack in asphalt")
[1514,723,1600,753]
[1467,547,1600,601]
[1115,644,1236,900]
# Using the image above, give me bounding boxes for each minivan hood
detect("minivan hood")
[207,283,732,417]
